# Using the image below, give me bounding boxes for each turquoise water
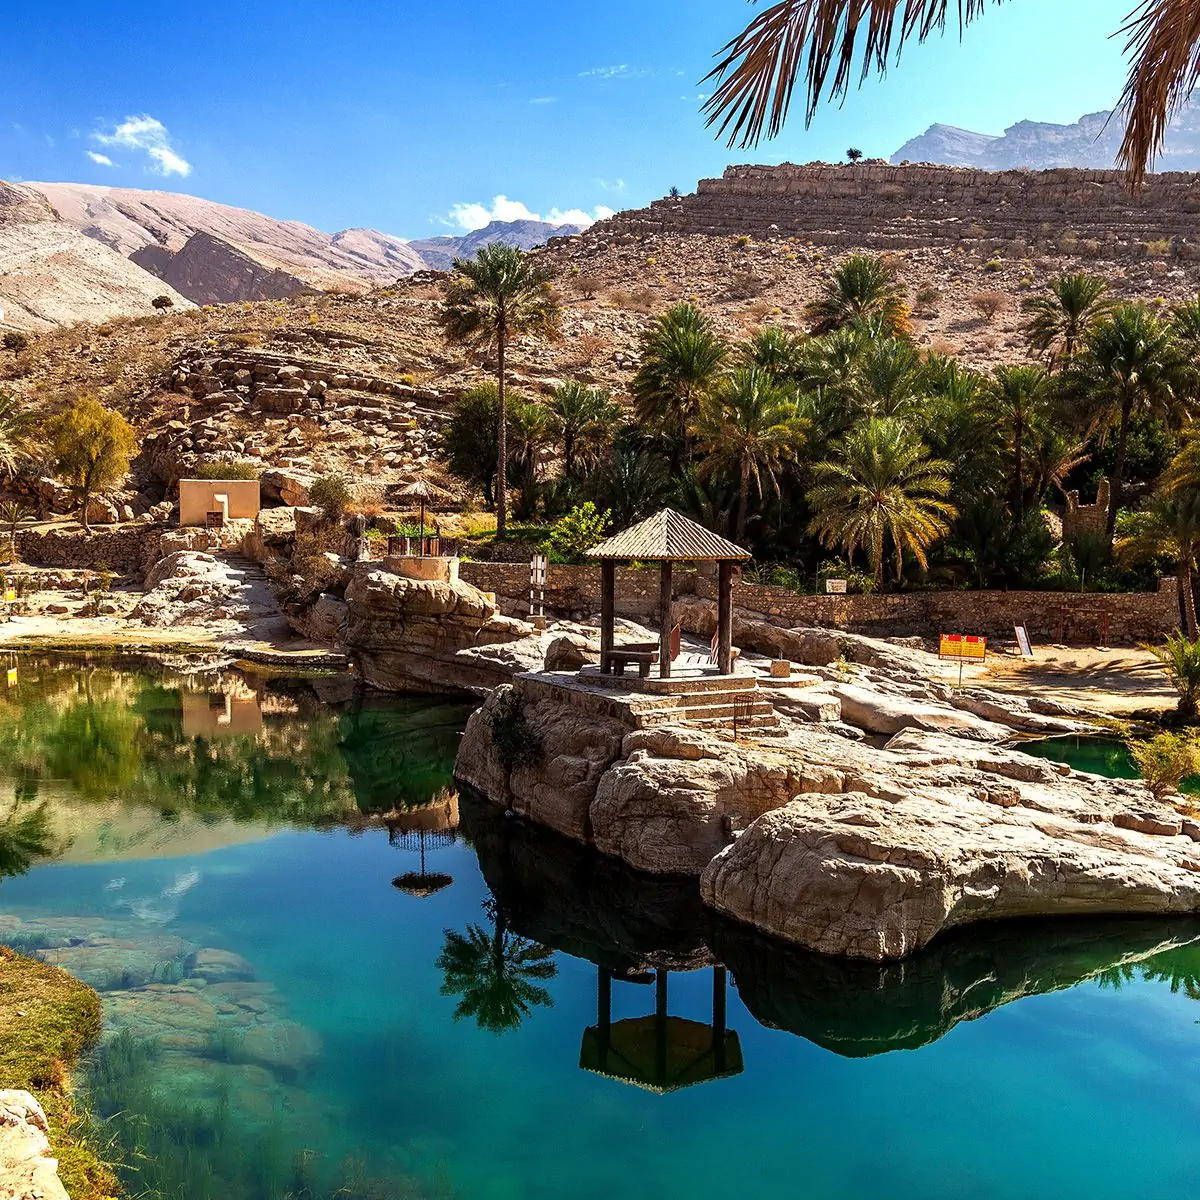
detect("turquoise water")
[1021,733,1200,794]
[2,658,1200,1199]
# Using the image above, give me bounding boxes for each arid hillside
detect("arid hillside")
[5,162,1200,520]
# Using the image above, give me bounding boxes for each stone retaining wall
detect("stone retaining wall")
[598,163,1200,260]
[16,523,167,576]
[460,560,1181,645]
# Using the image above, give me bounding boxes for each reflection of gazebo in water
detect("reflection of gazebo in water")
[579,965,743,1093]
[389,789,459,898]
[586,509,750,681]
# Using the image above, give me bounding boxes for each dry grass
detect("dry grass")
[0,946,120,1199]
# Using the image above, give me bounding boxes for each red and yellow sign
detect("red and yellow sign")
[939,634,987,661]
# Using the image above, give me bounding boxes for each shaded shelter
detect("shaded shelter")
[586,509,749,678]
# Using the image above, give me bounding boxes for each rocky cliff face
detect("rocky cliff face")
[133,231,314,305]
[594,162,1200,261]
[0,180,190,330]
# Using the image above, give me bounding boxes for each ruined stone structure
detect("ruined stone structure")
[1062,479,1112,542]
[598,164,1200,259]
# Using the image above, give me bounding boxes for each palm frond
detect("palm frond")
[703,0,1000,148]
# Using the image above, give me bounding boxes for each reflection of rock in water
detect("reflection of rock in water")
[709,913,1200,1058]
[340,698,474,814]
[460,788,709,976]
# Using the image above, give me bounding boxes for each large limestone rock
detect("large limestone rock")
[341,565,537,694]
[701,776,1200,960]
[0,1091,68,1200]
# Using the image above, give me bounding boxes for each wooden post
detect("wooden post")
[655,969,669,1088]
[659,560,673,679]
[717,560,734,675]
[600,560,615,673]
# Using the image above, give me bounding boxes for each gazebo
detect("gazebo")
[586,508,750,679]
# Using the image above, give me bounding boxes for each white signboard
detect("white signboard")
[825,578,847,595]
[1014,624,1033,658]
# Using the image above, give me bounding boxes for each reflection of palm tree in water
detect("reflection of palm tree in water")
[436,897,557,1034]
[0,777,54,880]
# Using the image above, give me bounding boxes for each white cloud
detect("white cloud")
[597,177,627,193]
[93,115,191,177]
[529,96,558,105]
[442,195,616,232]
[86,151,114,167]
[580,64,629,79]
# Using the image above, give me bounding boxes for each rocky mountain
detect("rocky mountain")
[7,184,587,316]
[892,105,1200,170]
[407,219,584,271]
[27,182,426,303]
[0,180,189,330]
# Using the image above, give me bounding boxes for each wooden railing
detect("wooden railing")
[386,535,459,558]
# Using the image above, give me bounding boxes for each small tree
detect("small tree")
[2,332,29,352]
[0,499,31,564]
[668,186,682,198]
[846,147,864,162]
[1128,731,1200,800]
[444,383,502,507]
[543,502,610,562]
[152,295,175,313]
[45,397,136,534]
[309,473,352,523]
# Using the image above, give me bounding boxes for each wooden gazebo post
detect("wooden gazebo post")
[659,560,673,680]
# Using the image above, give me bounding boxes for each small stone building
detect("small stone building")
[178,479,261,527]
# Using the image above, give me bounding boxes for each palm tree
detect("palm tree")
[631,303,729,462]
[439,244,562,538]
[851,335,924,418]
[1116,489,1200,636]
[590,446,671,528]
[1074,303,1181,544]
[506,397,555,521]
[1146,630,1200,719]
[547,381,620,478]
[0,792,53,881]
[739,325,807,379]
[808,416,955,589]
[1022,273,1112,369]
[0,391,34,481]
[807,254,907,336]
[692,368,807,542]
[989,364,1050,521]
[702,1,1198,182]
[436,900,556,1035]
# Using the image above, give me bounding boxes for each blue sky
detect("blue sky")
[2,0,1138,239]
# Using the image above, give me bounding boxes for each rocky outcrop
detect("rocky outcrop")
[135,231,314,305]
[456,627,1200,959]
[0,1091,68,1200]
[596,162,1200,261]
[340,565,538,694]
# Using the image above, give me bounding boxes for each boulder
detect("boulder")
[0,1091,68,1200]
[831,681,1010,741]
[702,784,1200,961]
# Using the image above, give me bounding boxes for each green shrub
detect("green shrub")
[543,502,610,563]
[2,331,29,352]
[191,458,260,481]
[308,473,352,522]
[1127,730,1200,799]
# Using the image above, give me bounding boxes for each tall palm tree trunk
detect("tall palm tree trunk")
[736,453,751,544]
[496,318,508,539]
[1012,421,1024,523]
[1181,558,1198,639]
[1106,395,1133,546]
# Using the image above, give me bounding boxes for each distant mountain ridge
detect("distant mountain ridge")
[7,183,586,315]
[407,219,585,271]
[892,104,1200,170]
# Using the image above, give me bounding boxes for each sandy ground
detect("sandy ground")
[960,645,1177,718]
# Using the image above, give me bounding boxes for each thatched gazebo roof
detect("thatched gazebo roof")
[587,509,750,562]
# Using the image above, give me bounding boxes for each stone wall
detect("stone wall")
[16,522,167,576]
[460,560,1181,645]
[1063,480,1111,542]
[460,561,697,619]
[598,163,1200,260]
